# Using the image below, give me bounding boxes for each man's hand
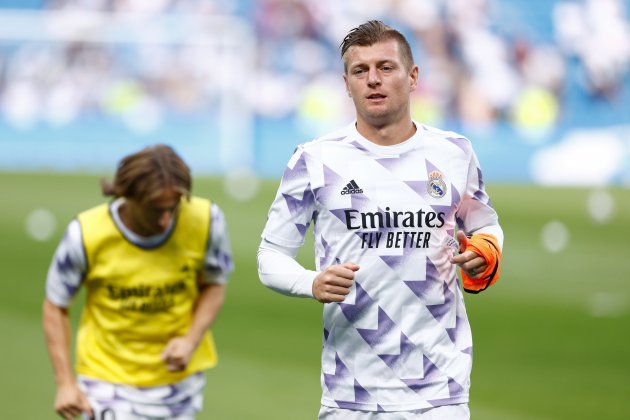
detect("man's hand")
[161,336,197,372]
[54,382,93,420]
[312,263,359,303]
[450,231,486,278]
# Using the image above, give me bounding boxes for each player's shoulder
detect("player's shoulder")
[419,123,470,141]
[298,123,354,153]
[181,196,212,223]
[76,202,110,226]
[188,195,211,208]
[418,122,473,153]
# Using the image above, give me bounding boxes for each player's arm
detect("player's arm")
[42,219,92,419]
[258,145,358,303]
[43,299,93,420]
[161,282,226,372]
[162,203,232,372]
[257,239,359,303]
[452,149,504,293]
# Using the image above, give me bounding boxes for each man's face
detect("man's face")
[343,39,418,128]
[124,187,182,237]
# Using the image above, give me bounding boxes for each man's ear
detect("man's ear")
[409,64,419,92]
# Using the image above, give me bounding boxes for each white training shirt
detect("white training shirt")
[258,121,503,411]
[46,198,234,308]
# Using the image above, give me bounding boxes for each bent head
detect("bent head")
[123,186,183,236]
[102,144,191,236]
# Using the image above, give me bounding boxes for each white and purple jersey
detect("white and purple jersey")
[261,122,501,411]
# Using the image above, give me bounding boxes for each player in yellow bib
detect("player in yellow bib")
[43,145,233,420]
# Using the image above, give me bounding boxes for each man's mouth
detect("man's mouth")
[367,93,386,100]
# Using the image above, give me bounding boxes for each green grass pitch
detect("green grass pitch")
[0,172,628,419]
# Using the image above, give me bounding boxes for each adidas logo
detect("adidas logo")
[341,180,363,195]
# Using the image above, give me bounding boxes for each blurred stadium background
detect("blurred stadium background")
[0,0,629,419]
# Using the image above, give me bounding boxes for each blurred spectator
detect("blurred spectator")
[554,0,630,98]
[0,0,628,134]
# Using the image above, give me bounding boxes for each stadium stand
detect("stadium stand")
[0,0,628,183]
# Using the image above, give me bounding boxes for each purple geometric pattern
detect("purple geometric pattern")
[312,164,345,202]
[356,307,396,347]
[350,192,371,212]
[335,379,373,410]
[319,236,331,268]
[282,186,314,218]
[205,250,233,275]
[401,355,442,393]
[161,385,179,400]
[404,257,454,324]
[378,332,418,371]
[339,282,374,322]
[448,377,465,397]
[425,376,468,406]
[403,257,440,301]
[446,136,470,154]
[63,279,80,296]
[375,156,401,172]
[425,159,441,175]
[282,184,314,237]
[282,149,308,182]
[168,396,192,417]
[473,167,494,206]
[329,135,349,143]
[427,282,455,324]
[323,352,350,393]
[477,167,485,190]
[349,140,371,153]
[354,380,371,404]
[404,179,428,197]
[55,252,74,273]
[445,316,463,344]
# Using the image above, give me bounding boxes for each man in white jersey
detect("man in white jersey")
[257,21,503,419]
[43,144,233,420]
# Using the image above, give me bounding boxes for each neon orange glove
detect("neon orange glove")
[459,233,501,294]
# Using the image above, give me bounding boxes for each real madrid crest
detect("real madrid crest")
[427,170,447,198]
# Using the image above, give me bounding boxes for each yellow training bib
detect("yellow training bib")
[76,197,217,386]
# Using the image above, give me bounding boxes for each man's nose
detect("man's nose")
[367,68,381,87]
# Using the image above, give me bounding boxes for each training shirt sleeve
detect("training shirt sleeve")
[45,219,86,308]
[257,238,318,298]
[261,146,316,248]
[202,203,234,285]
[456,149,504,249]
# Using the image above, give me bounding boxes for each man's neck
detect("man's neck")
[356,117,416,146]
